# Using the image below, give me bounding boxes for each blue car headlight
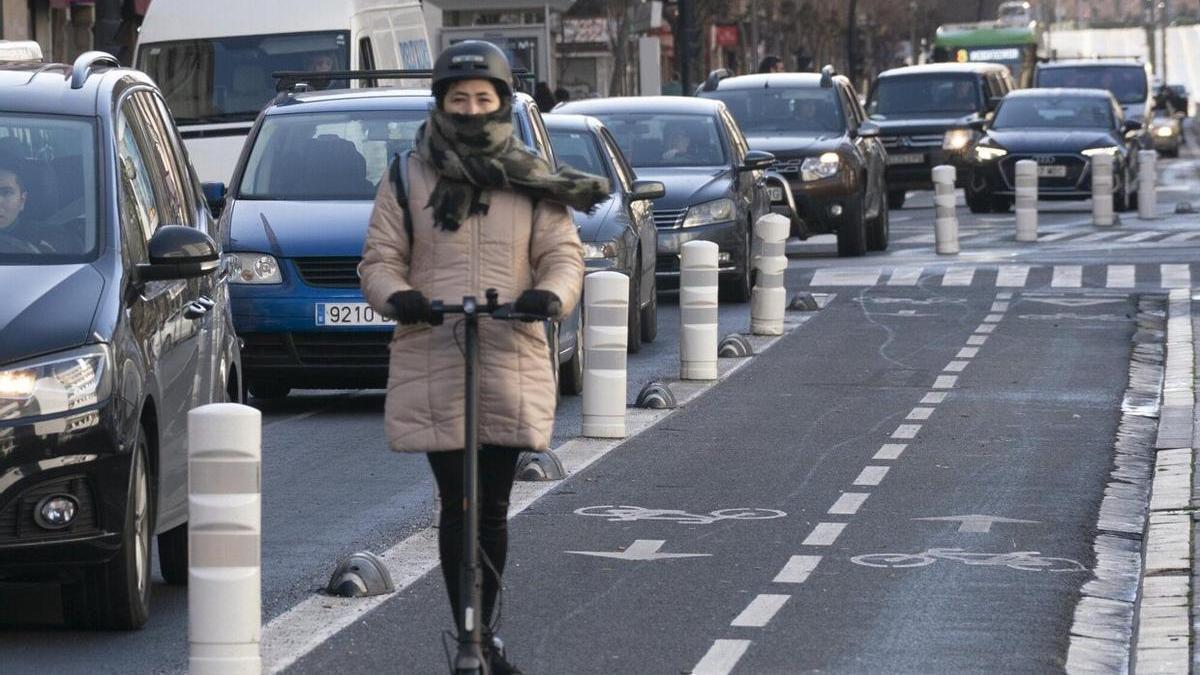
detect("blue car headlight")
[226,252,282,284]
[0,345,112,422]
[582,241,620,261]
[682,198,735,228]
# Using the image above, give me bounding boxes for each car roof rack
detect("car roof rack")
[819,64,836,87]
[700,68,734,92]
[272,68,533,95]
[70,51,119,89]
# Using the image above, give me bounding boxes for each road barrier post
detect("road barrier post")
[751,213,788,335]
[188,403,262,675]
[1091,153,1115,227]
[582,271,629,438]
[679,240,719,381]
[1138,149,1157,219]
[932,165,959,254]
[1015,159,1038,242]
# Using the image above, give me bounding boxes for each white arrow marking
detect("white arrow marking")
[566,539,711,561]
[914,515,1040,533]
[1026,298,1124,307]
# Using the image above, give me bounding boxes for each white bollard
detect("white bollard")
[751,213,789,336]
[679,240,719,381]
[932,165,959,254]
[1091,152,1115,227]
[582,271,629,438]
[189,403,262,675]
[1014,159,1038,242]
[1138,149,1157,219]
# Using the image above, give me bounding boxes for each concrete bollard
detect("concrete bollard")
[679,240,719,381]
[189,403,262,675]
[1138,149,1157,219]
[1014,159,1038,242]
[751,213,789,335]
[932,165,959,254]
[1091,152,1115,226]
[582,271,629,438]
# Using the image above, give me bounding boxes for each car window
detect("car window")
[721,110,748,162]
[992,96,1115,130]
[868,74,982,117]
[600,128,635,192]
[705,86,844,134]
[591,112,727,168]
[837,85,860,128]
[239,109,426,200]
[548,129,610,181]
[131,92,190,227]
[116,110,160,262]
[526,104,557,166]
[1036,66,1148,105]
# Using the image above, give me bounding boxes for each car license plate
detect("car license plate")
[315,302,392,326]
[1037,165,1067,178]
[767,186,785,202]
[887,152,924,166]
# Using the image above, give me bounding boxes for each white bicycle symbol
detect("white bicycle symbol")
[851,548,1086,573]
[574,505,787,525]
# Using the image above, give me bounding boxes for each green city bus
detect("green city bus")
[932,21,1044,88]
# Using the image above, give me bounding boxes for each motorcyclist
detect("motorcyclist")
[358,40,609,674]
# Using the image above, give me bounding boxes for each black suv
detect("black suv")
[867,63,1016,210]
[700,67,889,257]
[0,53,240,629]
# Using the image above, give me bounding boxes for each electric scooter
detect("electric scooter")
[430,288,560,675]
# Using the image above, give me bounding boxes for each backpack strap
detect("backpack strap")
[389,150,414,241]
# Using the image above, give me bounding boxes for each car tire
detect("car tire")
[248,381,290,400]
[158,522,188,586]
[990,195,1013,213]
[836,195,867,258]
[559,325,583,396]
[62,428,154,630]
[887,190,906,210]
[720,225,753,302]
[866,182,890,252]
[1114,171,1131,212]
[640,272,658,344]
[965,176,993,214]
[626,258,643,354]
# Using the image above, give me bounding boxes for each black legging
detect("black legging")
[427,446,522,633]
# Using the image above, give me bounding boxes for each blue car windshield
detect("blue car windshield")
[1036,66,1148,105]
[705,88,844,134]
[0,115,99,263]
[992,97,1114,130]
[590,113,727,168]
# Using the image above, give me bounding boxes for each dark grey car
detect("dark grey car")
[546,114,665,353]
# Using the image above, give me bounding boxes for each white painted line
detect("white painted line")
[1039,229,1084,242]
[892,424,921,439]
[730,594,790,628]
[966,335,988,346]
[996,266,1030,288]
[907,407,934,420]
[802,522,847,546]
[1160,231,1200,243]
[1074,230,1125,242]
[828,492,870,515]
[990,302,1009,312]
[693,639,752,675]
[809,267,883,286]
[887,266,923,286]
[874,443,908,460]
[1161,264,1191,289]
[773,555,821,584]
[1051,265,1083,288]
[1106,264,1136,288]
[1116,230,1162,243]
[983,313,1005,323]
[976,323,996,334]
[854,466,890,486]
[956,347,979,359]
[996,291,1013,299]
[944,361,968,373]
[942,267,976,286]
[921,391,947,404]
[933,375,958,389]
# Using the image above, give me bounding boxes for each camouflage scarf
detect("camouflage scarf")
[414,102,610,231]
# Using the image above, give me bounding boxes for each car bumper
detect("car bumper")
[972,154,1122,202]
[0,402,128,576]
[778,173,862,236]
[1152,133,1181,151]
[884,148,969,189]
[654,220,744,284]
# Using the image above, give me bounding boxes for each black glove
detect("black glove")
[387,290,432,325]
[513,289,562,321]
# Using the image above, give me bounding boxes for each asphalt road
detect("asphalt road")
[2,140,1198,673]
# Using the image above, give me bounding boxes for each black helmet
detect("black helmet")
[432,41,513,103]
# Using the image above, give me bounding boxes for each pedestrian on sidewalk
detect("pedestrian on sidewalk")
[358,40,608,675]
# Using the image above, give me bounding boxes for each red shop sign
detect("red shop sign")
[714,24,739,49]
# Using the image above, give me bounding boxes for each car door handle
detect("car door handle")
[184,301,210,320]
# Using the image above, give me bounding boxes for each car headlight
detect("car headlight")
[0,345,112,422]
[1155,125,1175,137]
[974,145,1008,161]
[943,128,973,151]
[682,198,735,228]
[582,241,619,260]
[801,152,841,181]
[226,252,282,284]
[1081,146,1120,157]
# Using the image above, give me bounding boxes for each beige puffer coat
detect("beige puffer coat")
[359,154,584,453]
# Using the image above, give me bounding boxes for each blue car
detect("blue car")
[206,86,582,398]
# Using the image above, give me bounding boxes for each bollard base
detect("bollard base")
[635,382,677,409]
[515,450,565,481]
[190,643,261,675]
[582,417,626,439]
[787,292,820,311]
[751,320,784,336]
[680,363,718,381]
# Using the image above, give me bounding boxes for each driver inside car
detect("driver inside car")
[0,157,56,254]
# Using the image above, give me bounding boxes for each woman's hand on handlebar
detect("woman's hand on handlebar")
[387,290,433,325]
[513,289,562,322]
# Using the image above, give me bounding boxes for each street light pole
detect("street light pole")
[678,0,693,94]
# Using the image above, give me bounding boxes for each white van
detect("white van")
[134,0,437,183]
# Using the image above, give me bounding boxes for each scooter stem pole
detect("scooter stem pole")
[454,297,487,674]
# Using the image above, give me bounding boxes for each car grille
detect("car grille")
[0,475,98,544]
[882,134,944,149]
[656,254,681,274]
[774,158,803,174]
[294,257,361,288]
[652,208,686,229]
[241,331,392,368]
[1000,154,1088,190]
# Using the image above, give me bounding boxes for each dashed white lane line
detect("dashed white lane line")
[1038,230,1080,242]
[810,267,882,286]
[887,267,922,286]
[1117,230,1160,243]
[730,595,791,628]
[996,265,1030,287]
[997,291,1013,299]
[956,347,979,359]
[1107,264,1136,288]
[802,522,847,546]
[921,391,947,404]
[983,313,1005,323]
[773,555,822,583]
[874,443,907,460]
[891,424,921,439]
[693,639,752,675]
[942,267,976,286]
[1161,263,1191,289]
[828,492,870,515]
[943,361,968,373]
[976,323,996,334]
[966,335,988,346]
[853,466,890,486]
[990,302,1009,312]
[933,375,958,389]
[1052,265,1083,287]
[906,407,934,420]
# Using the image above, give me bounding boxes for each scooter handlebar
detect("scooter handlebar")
[429,293,558,324]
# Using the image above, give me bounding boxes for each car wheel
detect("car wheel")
[1114,171,1131,212]
[247,380,290,400]
[720,224,754,302]
[626,256,643,354]
[887,190,906,210]
[63,427,154,630]
[990,195,1013,213]
[158,522,188,586]
[559,323,583,396]
[965,175,993,214]
[866,180,890,252]
[640,272,658,344]
[836,195,867,258]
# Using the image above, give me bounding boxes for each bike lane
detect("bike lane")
[289,285,1133,674]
